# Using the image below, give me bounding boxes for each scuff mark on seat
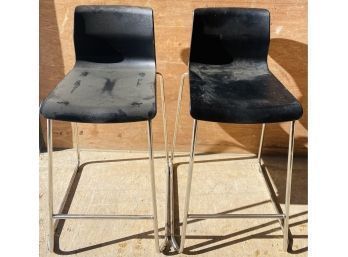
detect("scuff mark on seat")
[102,78,117,94]
[57,101,69,105]
[136,78,143,87]
[70,80,81,93]
[131,102,143,107]
[80,71,89,77]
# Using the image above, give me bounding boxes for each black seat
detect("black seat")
[40,6,156,123]
[189,8,303,123]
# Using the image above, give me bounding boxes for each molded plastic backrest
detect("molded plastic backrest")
[189,8,270,65]
[74,6,155,63]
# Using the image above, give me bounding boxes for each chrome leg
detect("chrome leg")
[157,72,170,250]
[147,120,160,253]
[54,123,81,229]
[283,121,295,251]
[159,158,171,252]
[169,163,180,250]
[159,72,187,252]
[171,72,188,162]
[47,119,54,252]
[179,119,198,253]
[74,122,80,166]
[157,72,180,252]
[257,123,279,198]
[168,73,188,251]
[257,123,266,163]
[156,72,169,164]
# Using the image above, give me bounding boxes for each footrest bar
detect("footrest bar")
[188,213,285,219]
[53,214,154,220]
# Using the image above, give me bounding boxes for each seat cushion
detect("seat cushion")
[40,62,156,123]
[189,61,303,123]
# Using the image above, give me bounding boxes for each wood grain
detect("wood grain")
[40,0,308,155]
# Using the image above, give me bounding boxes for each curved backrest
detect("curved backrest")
[189,8,270,65]
[74,6,155,63]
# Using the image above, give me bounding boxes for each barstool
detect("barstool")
[171,8,303,253]
[40,5,168,253]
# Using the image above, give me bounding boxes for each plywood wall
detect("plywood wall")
[40,0,307,155]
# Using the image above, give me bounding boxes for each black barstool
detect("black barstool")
[40,5,168,253]
[171,8,303,253]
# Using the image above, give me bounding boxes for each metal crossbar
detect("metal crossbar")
[188,214,286,219]
[53,214,154,220]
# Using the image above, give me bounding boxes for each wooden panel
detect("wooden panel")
[40,0,308,155]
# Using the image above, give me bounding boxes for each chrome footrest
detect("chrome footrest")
[188,213,285,219]
[53,214,154,220]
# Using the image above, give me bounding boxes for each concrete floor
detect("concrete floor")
[39,150,307,257]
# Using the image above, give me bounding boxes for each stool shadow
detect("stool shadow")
[52,154,306,254]
[174,154,307,205]
[181,210,308,255]
[53,152,227,254]
[171,154,307,255]
[53,155,166,254]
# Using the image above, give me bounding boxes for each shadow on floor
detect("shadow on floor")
[174,154,307,205]
[171,154,307,255]
[181,210,307,255]
[50,153,307,255]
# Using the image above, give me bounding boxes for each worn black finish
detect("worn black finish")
[189,8,303,123]
[40,6,157,123]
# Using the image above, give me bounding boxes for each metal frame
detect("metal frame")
[46,72,170,254]
[158,72,182,252]
[173,73,296,253]
[159,72,189,252]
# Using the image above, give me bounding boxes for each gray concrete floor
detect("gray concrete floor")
[39,150,307,257]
